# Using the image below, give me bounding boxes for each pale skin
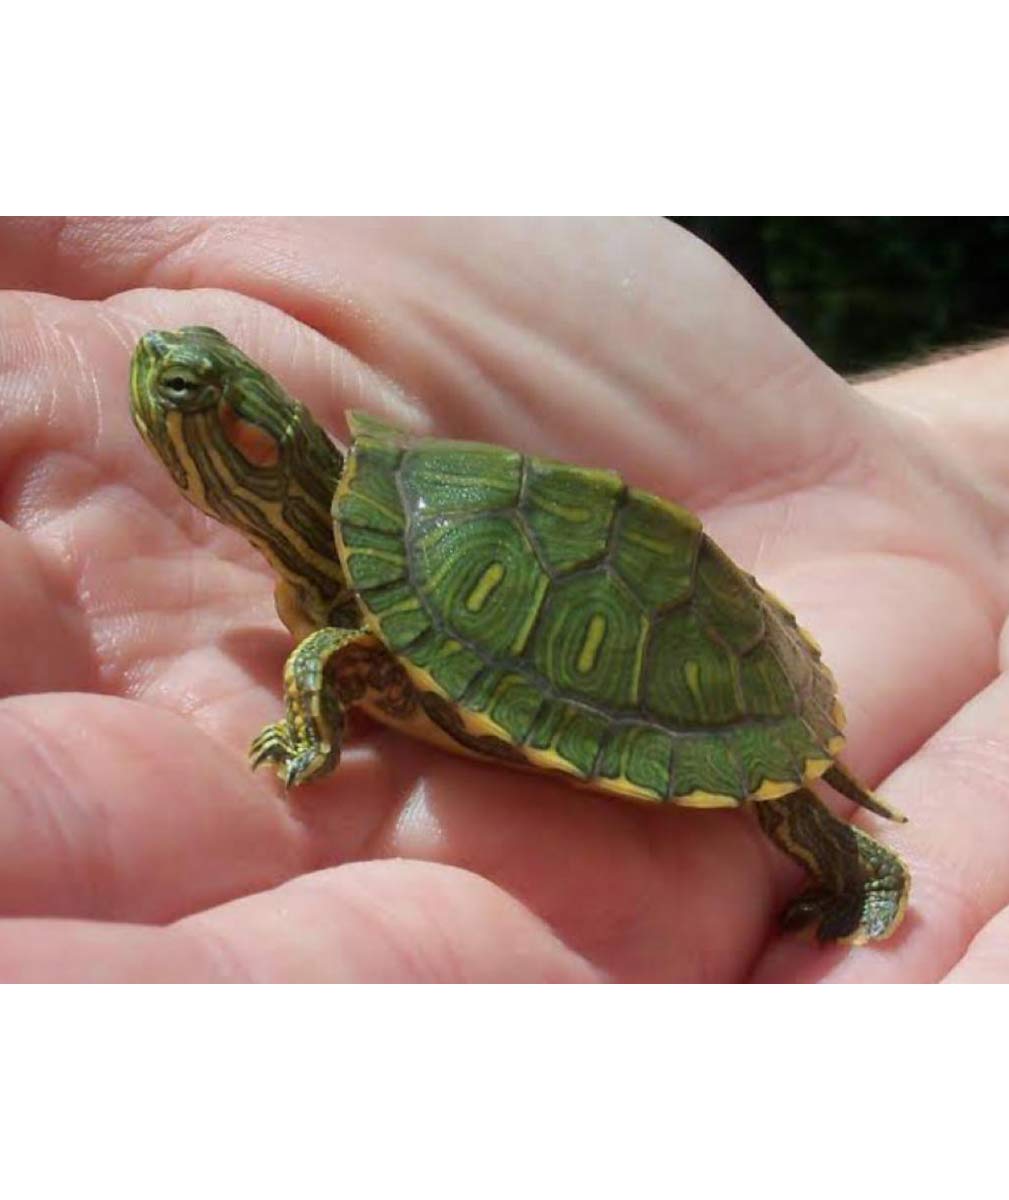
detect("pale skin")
[0,216,1007,982]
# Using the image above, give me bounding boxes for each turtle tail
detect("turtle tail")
[823,764,907,824]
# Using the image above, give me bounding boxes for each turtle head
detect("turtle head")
[130,326,353,629]
[130,326,309,485]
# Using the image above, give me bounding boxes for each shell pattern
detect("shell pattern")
[334,412,844,806]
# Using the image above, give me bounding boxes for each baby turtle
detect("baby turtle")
[130,326,910,944]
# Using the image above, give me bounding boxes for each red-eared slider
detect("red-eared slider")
[130,327,910,944]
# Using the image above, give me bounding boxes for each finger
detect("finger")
[858,341,1009,490]
[751,669,1009,982]
[0,860,598,982]
[0,217,859,502]
[0,686,775,980]
[0,691,394,923]
[0,218,202,298]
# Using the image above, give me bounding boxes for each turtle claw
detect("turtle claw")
[249,721,286,769]
[249,722,338,788]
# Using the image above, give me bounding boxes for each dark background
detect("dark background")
[671,217,1009,376]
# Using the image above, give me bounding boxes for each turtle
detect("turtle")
[129,325,910,944]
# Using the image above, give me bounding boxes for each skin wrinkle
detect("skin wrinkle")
[180,860,599,983]
[945,905,1009,982]
[140,220,392,367]
[401,260,864,510]
[602,821,718,980]
[798,548,998,643]
[869,404,1009,560]
[333,868,467,983]
[0,523,98,695]
[80,217,219,299]
[0,703,111,917]
[720,474,1006,633]
[172,914,256,984]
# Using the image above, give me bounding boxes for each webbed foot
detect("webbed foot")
[757,787,910,944]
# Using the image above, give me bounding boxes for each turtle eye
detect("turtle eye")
[160,375,197,399]
[157,370,215,409]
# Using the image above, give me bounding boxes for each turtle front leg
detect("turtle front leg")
[755,790,910,944]
[250,626,380,787]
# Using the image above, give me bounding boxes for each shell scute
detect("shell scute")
[400,440,522,515]
[531,567,647,709]
[338,523,407,589]
[736,636,798,717]
[672,734,747,804]
[408,633,484,700]
[525,697,572,751]
[643,607,743,725]
[336,438,405,534]
[554,708,611,778]
[693,539,765,652]
[611,489,701,610]
[598,725,676,799]
[729,723,808,795]
[411,512,549,657]
[521,457,622,573]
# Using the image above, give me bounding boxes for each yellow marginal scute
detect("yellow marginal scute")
[593,772,666,805]
[674,787,741,809]
[752,778,802,801]
[751,753,834,800]
[674,751,837,809]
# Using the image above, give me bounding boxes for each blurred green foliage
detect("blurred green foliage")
[672,217,1009,375]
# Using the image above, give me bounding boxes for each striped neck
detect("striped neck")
[130,327,355,630]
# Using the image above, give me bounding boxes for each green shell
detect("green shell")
[334,411,843,805]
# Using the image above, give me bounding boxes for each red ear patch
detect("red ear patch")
[219,401,281,467]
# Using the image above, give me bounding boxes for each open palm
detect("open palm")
[1,216,1006,982]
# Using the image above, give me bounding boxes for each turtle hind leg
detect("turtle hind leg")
[755,789,910,944]
[250,626,381,788]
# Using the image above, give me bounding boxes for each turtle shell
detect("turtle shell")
[333,411,845,806]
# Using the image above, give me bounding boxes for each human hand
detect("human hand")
[0,216,1005,981]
